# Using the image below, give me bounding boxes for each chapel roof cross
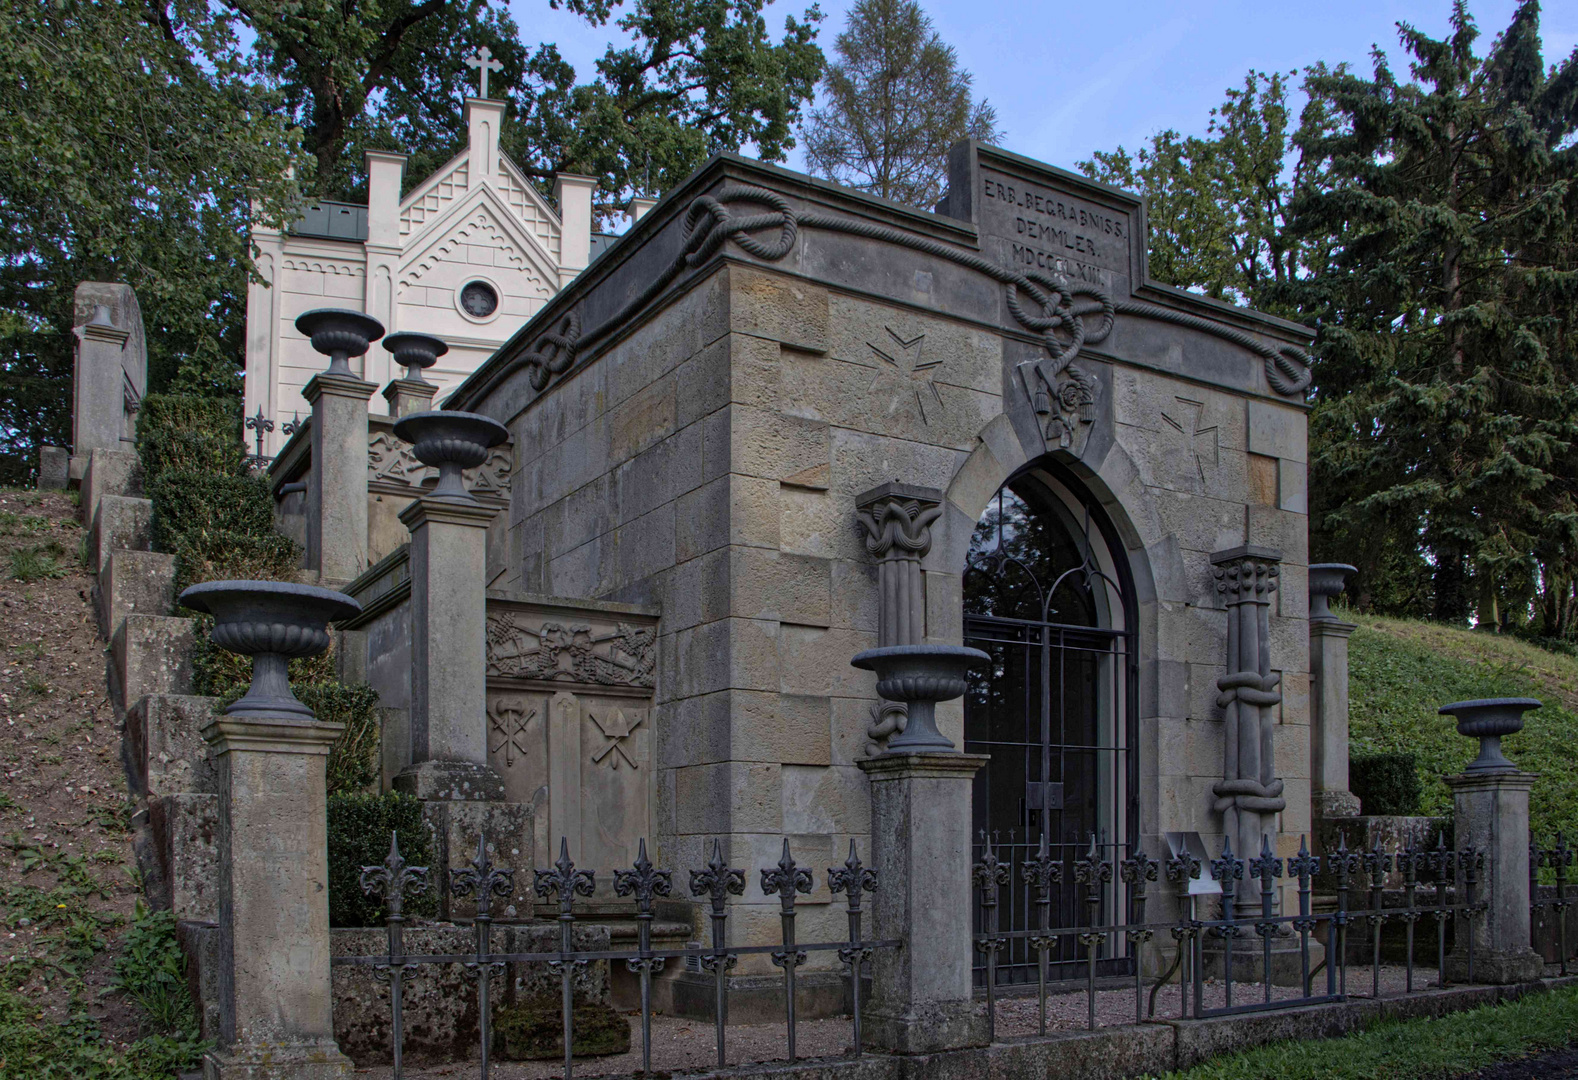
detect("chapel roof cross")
[465,46,503,99]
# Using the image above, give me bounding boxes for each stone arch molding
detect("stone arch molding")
[933,413,1162,612]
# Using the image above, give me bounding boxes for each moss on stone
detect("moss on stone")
[493,994,630,1060]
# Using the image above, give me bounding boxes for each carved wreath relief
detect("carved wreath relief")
[485,611,656,689]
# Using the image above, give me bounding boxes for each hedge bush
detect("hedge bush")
[134,394,245,479]
[303,682,382,795]
[1350,752,1422,817]
[327,793,439,927]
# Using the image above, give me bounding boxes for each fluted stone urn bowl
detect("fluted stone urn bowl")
[392,410,509,500]
[383,332,448,383]
[295,308,385,377]
[1308,563,1357,621]
[1439,697,1542,773]
[180,580,362,722]
[850,644,989,753]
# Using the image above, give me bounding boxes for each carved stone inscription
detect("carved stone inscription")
[977,167,1133,295]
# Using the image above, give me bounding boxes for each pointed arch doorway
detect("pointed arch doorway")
[964,461,1139,984]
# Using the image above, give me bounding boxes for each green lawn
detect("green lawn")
[1345,612,1578,848]
[1153,984,1578,1079]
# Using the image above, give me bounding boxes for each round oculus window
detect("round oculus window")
[460,280,499,318]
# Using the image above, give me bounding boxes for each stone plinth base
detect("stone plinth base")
[865,1000,987,1054]
[394,760,505,801]
[419,797,539,919]
[1311,791,1361,819]
[1445,947,1544,986]
[666,969,857,1024]
[1201,936,1326,988]
[202,1040,352,1080]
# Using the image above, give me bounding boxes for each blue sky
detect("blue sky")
[508,0,1577,175]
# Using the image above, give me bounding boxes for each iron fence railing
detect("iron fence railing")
[1532,834,1573,976]
[973,831,1497,1035]
[335,834,893,1080]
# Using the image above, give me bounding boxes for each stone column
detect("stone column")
[304,372,376,583]
[858,753,988,1052]
[1309,564,1359,819]
[1441,697,1544,984]
[204,717,351,1078]
[1210,545,1287,910]
[382,379,438,419]
[391,410,510,802]
[855,483,942,648]
[180,579,361,1080]
[394,494,503,800]
[1446,771,1542,983]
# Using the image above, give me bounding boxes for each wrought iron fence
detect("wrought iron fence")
[1532,834,1573,976]
[972,830,1494,1036]
[335,833,892,1080]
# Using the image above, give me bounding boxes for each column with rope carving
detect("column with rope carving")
[854,483,942,755]
[1210,545,1287,916]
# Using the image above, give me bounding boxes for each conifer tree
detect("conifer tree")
[1289,1,1578,627]
[801,0,1000,209]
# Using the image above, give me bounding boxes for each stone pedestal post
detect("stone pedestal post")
[857,753,988,1053]
[382,378,437,418]
[203,717,352,1079]
[1446,770,1543,983]
[1309,563,1360,819]
[180,579,361,1080]
[393,495,504,800]
[1310,619,1360,818]
[304,373,376,584]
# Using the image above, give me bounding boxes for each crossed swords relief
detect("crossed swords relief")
[488,697,643,770]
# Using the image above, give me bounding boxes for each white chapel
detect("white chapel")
[243,67,633,456]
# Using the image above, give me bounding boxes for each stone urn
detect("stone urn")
[180,580,362,722]
[1439,697,1542,773]
[850,644,989,753]
[383,331,448,383]
[295,308,385,377]
[392,410,509,500]
[1308,563,1357,621]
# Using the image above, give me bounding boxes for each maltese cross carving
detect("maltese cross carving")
[860,326,944,424]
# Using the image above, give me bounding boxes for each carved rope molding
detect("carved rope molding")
[468,185,1315,406]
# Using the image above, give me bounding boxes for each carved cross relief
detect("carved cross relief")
[588,707,643,770]
[1161,396,1219,490]
[487,696,536,767]
[857,326,944,424]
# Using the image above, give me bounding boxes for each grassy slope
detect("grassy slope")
[1346,611,1578,846]
[1154,984,1578,1079]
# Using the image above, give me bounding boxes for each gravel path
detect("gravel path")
[349,964,1454,1076]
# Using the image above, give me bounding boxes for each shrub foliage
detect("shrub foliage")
[326,793,439,927]
[1349,752,1423,817]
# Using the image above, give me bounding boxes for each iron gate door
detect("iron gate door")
[963,475,1138,985]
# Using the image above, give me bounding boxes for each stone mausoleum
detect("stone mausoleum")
[267,139,1328,1010]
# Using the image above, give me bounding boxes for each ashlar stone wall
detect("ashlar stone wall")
[464,148,1315,968]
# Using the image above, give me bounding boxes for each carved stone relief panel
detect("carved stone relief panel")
[485,597,658,908]
[485,608,656,689]
[368,427,512,499]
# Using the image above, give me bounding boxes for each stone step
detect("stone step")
[97,548,175,640]
[80,448,141,527]
[124,693,219,800]
[87,494,153,575]
[110,613,196,714]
